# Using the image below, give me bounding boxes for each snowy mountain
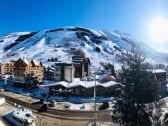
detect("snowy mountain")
[0,27,167,70]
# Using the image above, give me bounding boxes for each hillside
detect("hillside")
[0,27,167,70]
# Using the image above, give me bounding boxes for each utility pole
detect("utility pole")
[93,74,97,126]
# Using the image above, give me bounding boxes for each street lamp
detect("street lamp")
[93,73,97,126]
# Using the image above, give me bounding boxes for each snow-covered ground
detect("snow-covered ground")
[0,27,167,70]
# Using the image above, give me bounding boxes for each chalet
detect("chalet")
[13,58,44,88]
[1,61,14,75]
[44,78,122,97]
[68,85,87,96]
[49,83,68,96]
[72,56,90,78]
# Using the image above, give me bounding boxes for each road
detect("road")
[0,91,112,126]
[0,101,91,126]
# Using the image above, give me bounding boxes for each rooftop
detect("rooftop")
[40,79,122,89]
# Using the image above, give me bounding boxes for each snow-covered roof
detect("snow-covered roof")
[152,69,167,73]
[23,58,31,65]
[100,81,120,88]
[42,80,66,87]
[68,81,84,88]
[33,59,40,66]
[20,58,41,66]
[40,79,121,89]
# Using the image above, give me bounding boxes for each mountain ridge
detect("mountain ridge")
[0,26,167,70]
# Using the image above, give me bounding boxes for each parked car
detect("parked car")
[99,102,109,110]
[48,100,56,107]
[37,104,48,112]
[64,104,70,110]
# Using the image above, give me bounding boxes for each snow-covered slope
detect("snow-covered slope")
[0,27,167,70]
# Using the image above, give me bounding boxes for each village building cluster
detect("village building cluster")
[0,52,121,97]
[0,54,167,97]
[44,55,91,82]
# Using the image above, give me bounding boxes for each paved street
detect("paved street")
[0,91,111,126]
[0,102,91,126]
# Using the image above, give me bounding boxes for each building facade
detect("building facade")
[1,61,14,75]
[152,69,167,96]
[47,80,123,97]
[72,56,90,78]
[13,58,44,86]
[64,65,74,82]
[52,63,74,82]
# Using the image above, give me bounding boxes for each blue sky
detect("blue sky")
[0,0,168,51]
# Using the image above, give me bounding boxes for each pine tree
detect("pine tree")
[113,46,157,126]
